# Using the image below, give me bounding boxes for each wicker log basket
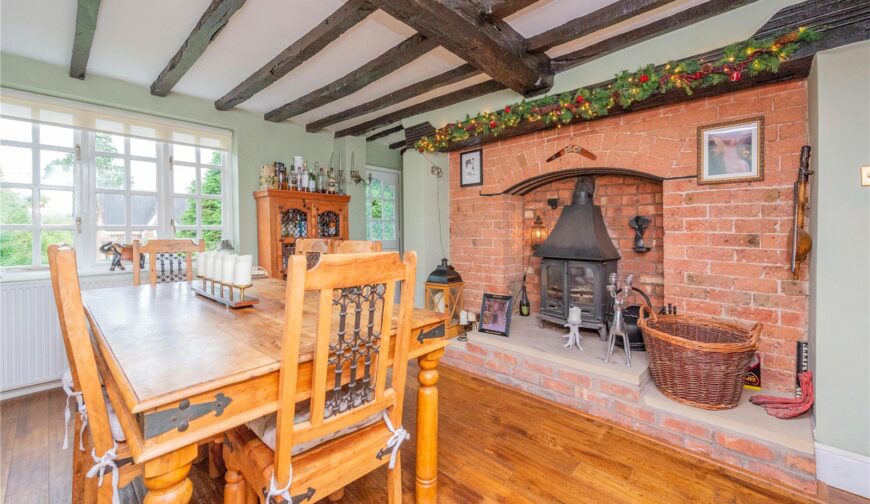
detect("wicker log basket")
[638,306,761,410]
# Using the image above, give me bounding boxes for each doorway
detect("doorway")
[365,166,401,252]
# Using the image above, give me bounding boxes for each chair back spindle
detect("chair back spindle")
[132,238,205,285]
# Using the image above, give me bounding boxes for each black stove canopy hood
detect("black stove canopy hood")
[533,176,621,261]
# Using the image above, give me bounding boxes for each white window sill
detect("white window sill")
[0,266,133,284]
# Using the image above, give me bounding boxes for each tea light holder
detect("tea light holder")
[192,254,258,309]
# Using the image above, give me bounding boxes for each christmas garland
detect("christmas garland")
[415,28,818,153]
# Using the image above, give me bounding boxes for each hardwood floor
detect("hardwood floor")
[1,362,865,503]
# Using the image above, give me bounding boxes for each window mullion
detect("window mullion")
[31,122,40,267]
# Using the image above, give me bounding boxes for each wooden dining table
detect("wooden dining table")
[82,278,451,503]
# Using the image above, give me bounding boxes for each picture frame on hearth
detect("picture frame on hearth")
[460,149,483,187]
[480,293,513,337]
[697,117,764,185]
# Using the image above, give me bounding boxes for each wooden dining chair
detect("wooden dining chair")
[132,238,205,285]
[49,245,142,503]
[222,251,417,504]
[333,239,382,254]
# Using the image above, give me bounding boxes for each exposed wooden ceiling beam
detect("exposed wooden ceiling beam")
[334,79,506,138]
[306,63,481,132]
[488,0,541,19]
[69,0,102,79]
[215,0,376,110]
[388,139,405,149]
[370,0,553,96]
[366,125,404,142]
[265,34,437,122]
[527,0,673,54]
[552,0,760,72]
[151,0,247,96]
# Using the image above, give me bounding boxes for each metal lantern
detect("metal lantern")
[424,258,464,337]
[530,215,548,249]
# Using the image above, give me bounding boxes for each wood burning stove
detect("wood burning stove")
[534,177,620,339]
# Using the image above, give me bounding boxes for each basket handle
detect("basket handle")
[639,304,657,323]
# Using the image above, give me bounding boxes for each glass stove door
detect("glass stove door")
[543,261,566,315]
[568,265,596,307]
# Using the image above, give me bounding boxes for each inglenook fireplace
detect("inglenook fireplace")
[534,177,620,339]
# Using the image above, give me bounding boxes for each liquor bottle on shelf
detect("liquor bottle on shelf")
[317,163,326,193]
[300,161,309,192]
[289,164,297,191]
[307,164,316,192]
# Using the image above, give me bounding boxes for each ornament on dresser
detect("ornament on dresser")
[259,164,277,190]
[629,215,654,253]
[604,273,634,367]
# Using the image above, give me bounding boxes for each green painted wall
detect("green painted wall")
[808,41,870,457]
[0,52,337,261]
[366,141,402,172]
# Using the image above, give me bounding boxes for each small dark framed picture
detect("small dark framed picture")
[697,117,764,185]
[479,293,513,337]
[460,149,483,187]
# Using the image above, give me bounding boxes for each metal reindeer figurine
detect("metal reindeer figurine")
[604,273,634,367]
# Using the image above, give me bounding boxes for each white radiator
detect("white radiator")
[0,272,133,397]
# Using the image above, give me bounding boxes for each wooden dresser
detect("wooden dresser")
[254,189,350,279]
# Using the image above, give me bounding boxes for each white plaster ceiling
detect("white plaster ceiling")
[1,0,724,135]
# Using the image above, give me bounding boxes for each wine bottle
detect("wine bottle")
[519,274,531,316]
[300,161,309,192]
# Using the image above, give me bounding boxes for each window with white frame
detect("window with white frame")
[0,93,233,270]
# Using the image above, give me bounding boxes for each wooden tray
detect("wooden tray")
[191,284,259,309]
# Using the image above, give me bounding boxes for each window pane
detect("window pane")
[201,168,221,195]
[0,230,32,266]
[95,133,125,154]
[0,145,33,183]
[176,229,197,240]
[371,179,382,199]
[96,156,125,189]
[130,229,157,242]
[201,199,222,225]
[384,184,395,201]
[383,198,394,220]
[201,148,223,166]
[39,124,74,148]
[40,149,75,186]
[40,190,74,225]
[371,198,382,219]
[130,195,158,225]
[173,165,197,195]
[368,221,382,240]
[173,144,196,163]
[174,198,197,226]
[130,160,157,191]
[0,118,32,142]
[384,221,395,241]
[40,229,74,264]
[96,229,127,262]
[96,193,126,225]
[130,138,156,158]
[0,188,32,224]
[202,229,221,251]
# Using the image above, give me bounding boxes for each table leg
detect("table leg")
[143,444,197,504]
[415,348,444,504]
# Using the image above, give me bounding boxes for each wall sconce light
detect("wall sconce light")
[350,168,372,186]
[547,198,559,209]
[530,215,548,249]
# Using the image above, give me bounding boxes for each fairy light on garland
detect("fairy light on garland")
[415,28,818,153]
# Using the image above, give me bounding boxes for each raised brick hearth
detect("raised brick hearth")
[446,79,814,494]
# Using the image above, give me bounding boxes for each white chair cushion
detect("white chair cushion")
[246,399,381,455]
[62,369,126,443]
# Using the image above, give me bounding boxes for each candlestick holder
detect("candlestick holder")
[192,278,259,309]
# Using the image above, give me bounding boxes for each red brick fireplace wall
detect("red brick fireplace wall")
[449,79,809,393]
[522,175,665,313]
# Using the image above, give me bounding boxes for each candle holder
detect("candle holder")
[192,278,259,309]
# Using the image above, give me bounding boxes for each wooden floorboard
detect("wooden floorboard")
[1,363,866,503]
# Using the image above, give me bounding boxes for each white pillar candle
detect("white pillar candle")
[468,311,478,322]
[204,252,216,280]
[213,253,224,281]
[459,310,469,325]
[221,254,237,284]
[195,252,206,277]
[233,255,253,286]
[568,306,582,324]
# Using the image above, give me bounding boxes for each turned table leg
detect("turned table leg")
[416,348,444,504]
[143,444,197,504]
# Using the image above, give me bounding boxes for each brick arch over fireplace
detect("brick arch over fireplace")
[489,167,665,196]
[449,80,809,393]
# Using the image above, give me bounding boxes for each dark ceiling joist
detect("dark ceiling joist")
[441,0,870,152]
[528,0,673,54]
[388,139,405,149]
[552,0,761,72]
[69,0,102,79]
[265,34,437,122]
[488,0,540,20]
[306,64,481,132]
[366,125,403,142]
[370,0,553,96]
[151,0,247,96]
[215,0,376,110]
[334,80,506,138]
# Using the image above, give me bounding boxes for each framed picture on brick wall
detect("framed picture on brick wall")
[697,117,764,185]
[460,149,483,187]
